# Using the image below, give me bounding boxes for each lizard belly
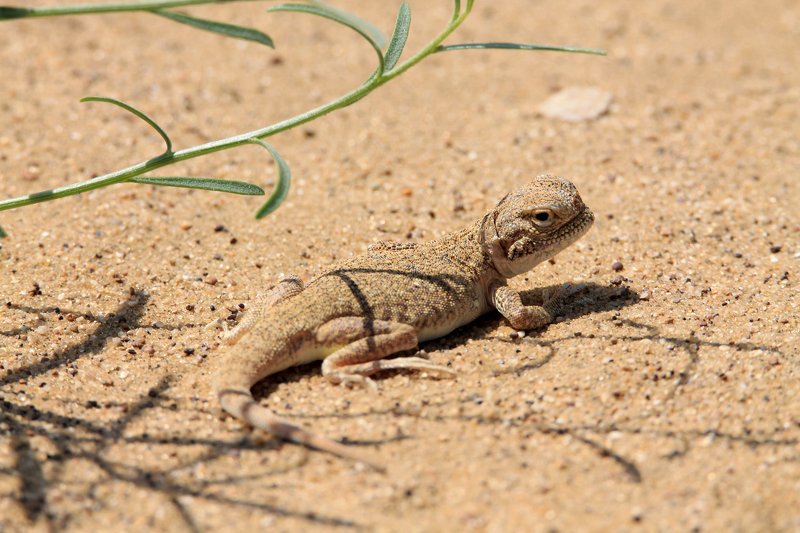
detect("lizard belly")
[416,306,485,343]
[291,343,343,366]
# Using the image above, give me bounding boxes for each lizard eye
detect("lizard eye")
[531,209,555,227]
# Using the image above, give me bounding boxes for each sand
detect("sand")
[1,0,798,531]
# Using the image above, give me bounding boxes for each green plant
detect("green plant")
[0,0,604,238]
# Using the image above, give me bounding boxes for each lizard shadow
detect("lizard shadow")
[252,281,787,487]
[425,281,639,351]
[251,373,413,448]
[254,282,639,440]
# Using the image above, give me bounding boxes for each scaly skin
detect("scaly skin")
[214,174,594,470]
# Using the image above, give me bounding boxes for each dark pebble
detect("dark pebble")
[29,282,43,296]
[611,261,624,272]
[770,245,782,253]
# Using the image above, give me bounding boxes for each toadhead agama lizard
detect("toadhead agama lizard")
[214,174,594,470]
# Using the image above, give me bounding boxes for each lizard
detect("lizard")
[214,174,594,470]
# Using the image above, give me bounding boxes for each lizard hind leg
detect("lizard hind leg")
[222,276,304,345]
[318,317,456,389]
[217,385,386,471]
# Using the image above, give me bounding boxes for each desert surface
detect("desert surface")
[1,0,798,531]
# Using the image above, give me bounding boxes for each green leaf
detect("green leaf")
[451,0,461,21]
[269,3,384,72]
[384,3,410,70]
[248,139,291,219]
[130,177,265,195]
[153,9,274,48]
[0,6,31,19]
[81,96,173,153]
[306,0,386,48]
[0,224,6,238]
[435,42,607,56]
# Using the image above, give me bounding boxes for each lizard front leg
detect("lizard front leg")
[317,317,455,389]
[489,280,573,331]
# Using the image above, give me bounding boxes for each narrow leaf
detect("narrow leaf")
[248,139,291,219]
[81,96,173,153]
[130,177,265,196]
[269,3,384,71]
[384,2,410,70]
[435,42,607,56]
[451,0,461,22]
[153,9,274,48]
[0,224,6,238]
[0,6,31,19]
[307,0,386,48]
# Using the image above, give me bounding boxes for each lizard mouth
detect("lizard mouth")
[508,207,594,261]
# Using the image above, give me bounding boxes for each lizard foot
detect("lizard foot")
[329,356,455,383]
[492,281,588,331]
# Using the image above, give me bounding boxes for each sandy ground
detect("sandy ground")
[1,0,799,531]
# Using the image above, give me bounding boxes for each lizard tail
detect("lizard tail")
[218,387,386,472]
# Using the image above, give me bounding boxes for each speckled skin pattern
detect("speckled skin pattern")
[214,174,594,469]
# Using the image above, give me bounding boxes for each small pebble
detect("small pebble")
[611,261,624,272]
[180,222,192,231]
[769,245,782,253]
[538,86,613,122]
[23,164,41,180]
[204,275,218,286]
[29,282,43,296]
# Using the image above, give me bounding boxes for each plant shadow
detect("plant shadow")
[0,290,359,531]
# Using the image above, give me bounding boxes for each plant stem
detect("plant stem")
[0,3,474,213]
[2,0,262,18]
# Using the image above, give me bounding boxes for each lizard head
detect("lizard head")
[484,174,594,278]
